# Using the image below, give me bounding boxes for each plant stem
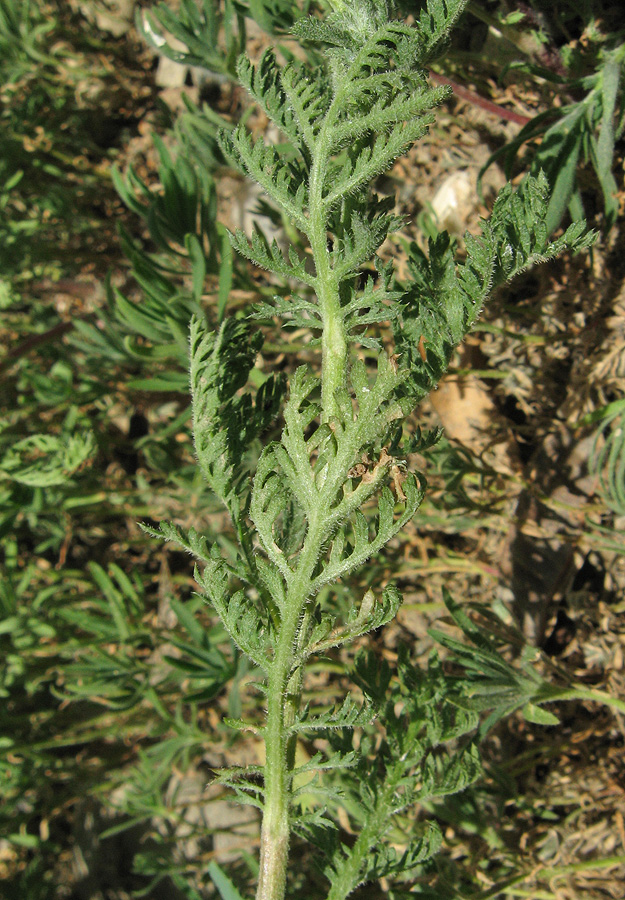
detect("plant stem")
[256,514,324,900]
[257,662,292,900]
[309,117,348,421]
[549,686,625,717]
[311,213,347,420]
[258,69,355,898]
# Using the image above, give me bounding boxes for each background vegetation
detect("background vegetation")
[1,0,624,897]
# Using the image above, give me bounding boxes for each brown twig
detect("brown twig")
[0,321,75,376]
[430,70,532,126]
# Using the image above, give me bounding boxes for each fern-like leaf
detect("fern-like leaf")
[140,521,214,565]
[362,821,443,881]
[219,126,310,233]
[194,559,273,670]
[292,695,375,734]
[237,51,314,156]
[228,226,316,285]
[312,477,424,592]
[190,315,285,510]
[308,584,403,655]
[395,172,596,401]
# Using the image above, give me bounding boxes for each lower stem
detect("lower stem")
[258,657,307,900]
[256,552,320,899]
[257,674,291,900]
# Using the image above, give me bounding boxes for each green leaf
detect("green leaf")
[186,233,206,304]
[363,821,443,881]
[414,0,469,63]
[396,172,594,402]
[544,127,582,236]
[193,561,272,670]
[0,432,95,486]
[141,521,214,563]
[8,832,40,849]
[138,0,243,77]
[219,126,310,233]
[127,372,189,392]
[247,0,300,35]
[596,54,620,182]
[227,224,315,285]
[522,702,560,726]
[207,861,248,900]
[587,398,625,514]
[420,741,482,800]
[293,694,375,733]
[189,314,285,509]
[588,53,621,228]
[237,50,311,151]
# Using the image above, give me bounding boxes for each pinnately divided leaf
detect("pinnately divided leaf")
[140,520,213,564]
[194,558,273,670]
[237,51,316,154]
[189,315,285,511]
[219,125,310,233]
[308,584,403,655]
[292,695,375,734]
[362,821,443,881]
[312,476,425,592]
[0,432,95,487]
[228,226,316,285]
[395,172,595,401]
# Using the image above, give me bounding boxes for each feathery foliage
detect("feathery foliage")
[144,1,594,898]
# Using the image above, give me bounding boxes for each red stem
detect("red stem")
[430,71,532,126]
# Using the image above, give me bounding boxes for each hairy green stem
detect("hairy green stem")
[257,660,293,900]
[256,512,324,900]
[309,108,348,421]
[311,204,347,421]
[255,378,386,897]
[257,89,353,894]
[548,686,625,717]
[257,605,306,899]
